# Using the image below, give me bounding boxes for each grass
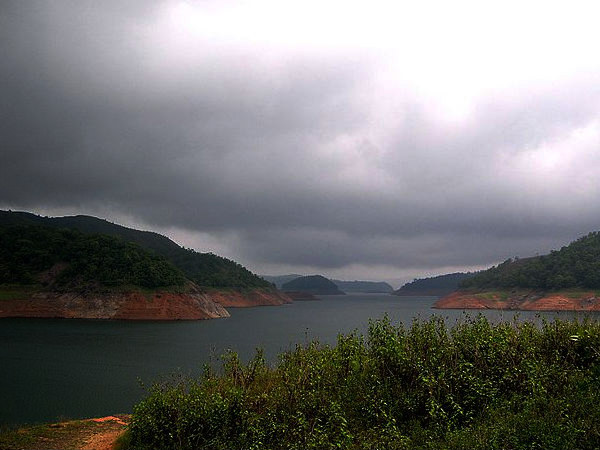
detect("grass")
[126,315,600,450]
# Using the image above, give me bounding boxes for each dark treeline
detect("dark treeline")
[0,211,271,289]
[127,316,600,449]
[0,225,185,289]
[461,231,600,290]
[394,273,473,296]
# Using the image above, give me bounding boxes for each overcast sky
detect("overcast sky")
[2,1,600,287]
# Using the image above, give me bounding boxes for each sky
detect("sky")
[2,0,600,288]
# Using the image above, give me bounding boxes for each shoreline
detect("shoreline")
[434,289,600,311]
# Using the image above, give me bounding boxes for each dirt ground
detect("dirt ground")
[0,415,130,450]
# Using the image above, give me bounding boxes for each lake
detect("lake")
[0,294,594,425]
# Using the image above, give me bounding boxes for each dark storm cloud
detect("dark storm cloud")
[2,1,600,281]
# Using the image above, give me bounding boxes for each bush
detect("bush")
[128,316,600,449]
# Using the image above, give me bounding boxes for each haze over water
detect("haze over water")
[1,294,594,425]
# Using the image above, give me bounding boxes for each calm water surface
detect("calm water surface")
[0,294,596,424]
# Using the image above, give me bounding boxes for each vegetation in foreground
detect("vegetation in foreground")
[0,416,129,450]
[128,316,600,449]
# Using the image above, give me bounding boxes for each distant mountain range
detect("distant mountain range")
[332,280,393,293]
[393,273,474,296]
[262,274,393,293]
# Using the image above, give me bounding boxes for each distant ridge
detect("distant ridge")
[263,273,393,293]
[332,280,393,293]
[282,275,345,295]
[261,274,303,289]
[393,273,473,296]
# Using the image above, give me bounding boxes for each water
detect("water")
[0,294,595,425]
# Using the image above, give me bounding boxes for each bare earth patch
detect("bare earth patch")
[0,415,130,450]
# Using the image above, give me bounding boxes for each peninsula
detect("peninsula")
[0,211,291,320]
[435,231,600,311]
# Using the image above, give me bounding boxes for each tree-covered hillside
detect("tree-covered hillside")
[0,225,185,289]
[282,275,345,295]
[394,273,474,296]
[0,211,270,289]
[461,232,600,290]
[333,280,394,293]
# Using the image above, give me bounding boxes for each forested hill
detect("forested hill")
[333,280,394,293]
[282,275,345,295]
[0,211,270,289]
[0,225,185,289]
[460,231,600,290]
[394,273,474,296]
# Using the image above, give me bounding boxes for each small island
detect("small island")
[281,275,345,296]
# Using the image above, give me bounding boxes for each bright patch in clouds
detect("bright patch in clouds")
[159,0,600,122]
[2,0,600,283]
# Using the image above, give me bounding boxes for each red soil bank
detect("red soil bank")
[209,289,292,307]
[0,286,293,320]
[0,291,229,320]
[435,290,600,311]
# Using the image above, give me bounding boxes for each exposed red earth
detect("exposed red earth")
[208,288,292,307]
[434,289,600,311]
[0,287,292,320]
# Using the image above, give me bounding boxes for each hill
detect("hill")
[264,274,393,293]
[393,273,473,296]
[282,275,345,295]
[0,225,185,289]
[436,232,600,311]
[460,232,600,290]
[0,223,232,319]
[0,211,291,319]
[260,274,303,289]
[0,211,270,289]
[332,280,394,293]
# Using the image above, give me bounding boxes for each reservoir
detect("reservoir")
[0,294,593,425]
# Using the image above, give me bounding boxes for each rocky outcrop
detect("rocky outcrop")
[434,289,600,311]
[208,289,293,307]
[0,286,294,319]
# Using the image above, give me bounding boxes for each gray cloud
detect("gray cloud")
[2,1,600,285]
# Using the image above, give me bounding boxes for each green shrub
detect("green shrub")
[128,316,600,449]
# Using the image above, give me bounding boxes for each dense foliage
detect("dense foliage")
[461,231,600,290]
[0,211,271,289]
[129,316,600,450]
[394,273,473,296]
[282,275,345,294]
[0,225,185,289]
